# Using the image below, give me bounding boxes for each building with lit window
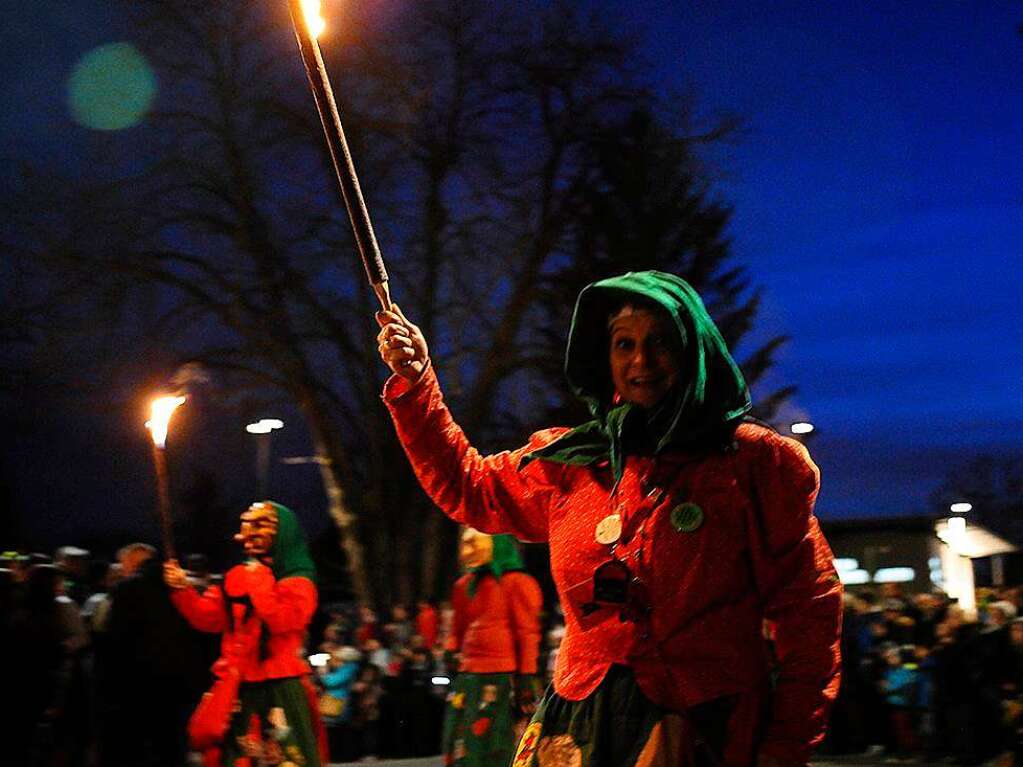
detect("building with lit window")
[821,516,1018,618]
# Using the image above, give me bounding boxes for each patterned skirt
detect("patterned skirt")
[221,677,324,767]
[511,665,737,767]
[442,671,518,767]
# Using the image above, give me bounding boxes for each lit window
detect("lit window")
[873,567,915,584]
[838,569,870,585]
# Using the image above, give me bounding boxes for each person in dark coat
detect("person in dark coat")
[7,564,88,765]
[100,543,209,767]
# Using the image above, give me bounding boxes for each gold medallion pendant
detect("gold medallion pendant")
[594,513,623,545]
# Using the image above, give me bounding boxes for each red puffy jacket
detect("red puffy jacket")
[384,366,842,766]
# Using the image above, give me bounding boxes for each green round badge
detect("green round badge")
[670,502,704,533]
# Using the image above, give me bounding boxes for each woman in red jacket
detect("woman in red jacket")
[376,271,842,767]
[442,528,543,767]
[164,501,327,767]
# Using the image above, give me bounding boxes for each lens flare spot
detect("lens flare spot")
[68,43,156,131]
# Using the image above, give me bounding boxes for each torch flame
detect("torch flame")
[146,395,186,449]
[301,0,326,38]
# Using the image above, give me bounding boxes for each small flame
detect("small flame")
[146,395,186,449]
[301,0,326,38]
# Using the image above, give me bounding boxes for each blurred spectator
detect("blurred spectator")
[392,645,441,757]
[988,599,1018,628]
[7,563,89,764]
[355,605,379,645]
[385,603,413,646]
[82,561,122,636]
[102,543,209,767]
[1006,619,1023,765]
[2,549,31,585]
[350,663,385,759]
[319,646,362,761]
[320,621,344,655]
[363,637,390,672]
[880,644,920,759]
[438,599,455,649]
[416,598,439,649]
[910,592,944,646]
[913,644,938,758]
[55,544,92,605]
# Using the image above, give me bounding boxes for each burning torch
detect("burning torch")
[287,0,392,310]
[145,395,186,559]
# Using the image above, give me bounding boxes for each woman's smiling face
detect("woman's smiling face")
[608,306,679,409]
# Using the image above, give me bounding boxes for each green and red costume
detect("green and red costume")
[384,272,842,766]
[442,535,543,767]
[171,503,327,767]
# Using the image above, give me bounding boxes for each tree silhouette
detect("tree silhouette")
[3,0,794,604]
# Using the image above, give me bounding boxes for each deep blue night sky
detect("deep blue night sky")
[2,1,1021,546]
[642,2,1023,518]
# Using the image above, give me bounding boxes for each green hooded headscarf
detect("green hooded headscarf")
[467,534,525,597]
[523,271,751,485]
[266,501,317,583]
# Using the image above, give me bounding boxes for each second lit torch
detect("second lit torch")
[146,395,186,560]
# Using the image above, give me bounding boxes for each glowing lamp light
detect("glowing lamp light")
[790,422,815,435]
[301,0,326,37]
[950,502,973,514]
[431,676,451,686]
[146,396,186,449]
[308,653,331,668]
[873,567,916,584]
[246,419,285,434]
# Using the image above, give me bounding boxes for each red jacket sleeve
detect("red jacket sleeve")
[240,564,318,633]
[382,365,567,543]
[503,572,543,675]
[743,430,842,765]
[170,585,228,634]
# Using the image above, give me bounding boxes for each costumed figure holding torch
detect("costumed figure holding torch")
[442,528,543,767]
[289,3,841,764]
[377,272,842,767]
[164,502,326,767]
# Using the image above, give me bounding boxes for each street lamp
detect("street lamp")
[949,502,972,514]
[790,422,815,436]
[246,419,284,496]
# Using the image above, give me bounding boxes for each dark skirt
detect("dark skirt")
[442,671,518,767]
[221,677,322,767]
[512,665,735,767]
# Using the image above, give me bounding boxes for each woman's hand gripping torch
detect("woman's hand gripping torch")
[145,395,186,560]
[287,0,392,311]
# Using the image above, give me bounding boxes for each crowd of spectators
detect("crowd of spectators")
[308,600,567,762]
[5,544,1022,766]
[0,546,568,765]
[823,583,1023,765]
